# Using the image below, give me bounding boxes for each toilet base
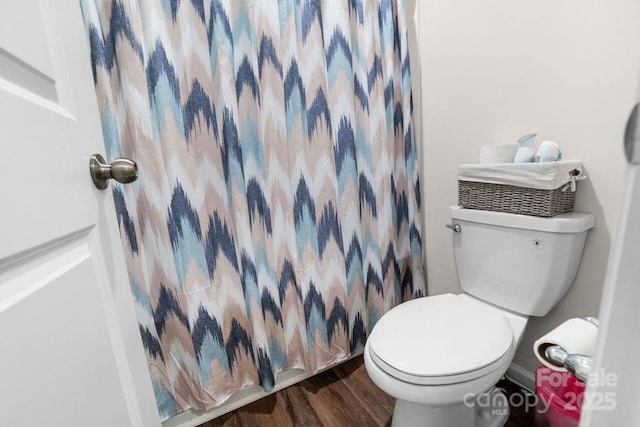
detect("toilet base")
[391,387,509,427]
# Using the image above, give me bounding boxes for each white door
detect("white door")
[581,106,640,423]
[0,1,160,426]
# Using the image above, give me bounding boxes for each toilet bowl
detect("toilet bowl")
[365,294,527,426]
[364,207,595,427]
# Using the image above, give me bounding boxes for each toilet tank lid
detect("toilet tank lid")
[450,206,595,233]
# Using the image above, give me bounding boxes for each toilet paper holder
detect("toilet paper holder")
[544,346,592,383]
[543,317,599,383]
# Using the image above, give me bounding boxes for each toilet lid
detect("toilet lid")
[368,294,514,384]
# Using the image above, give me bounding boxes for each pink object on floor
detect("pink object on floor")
[534,365,585,427]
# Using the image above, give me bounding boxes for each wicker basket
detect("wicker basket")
[458,180,576,217]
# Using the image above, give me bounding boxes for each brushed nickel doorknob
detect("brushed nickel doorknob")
[90,154,138,190]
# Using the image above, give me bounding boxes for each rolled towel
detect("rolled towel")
[536,140,561,162]
[479,143,519,163]
[533,318,598,372]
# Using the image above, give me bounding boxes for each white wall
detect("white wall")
[412,0,640,373]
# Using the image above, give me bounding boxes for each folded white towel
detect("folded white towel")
[457,160,583,191]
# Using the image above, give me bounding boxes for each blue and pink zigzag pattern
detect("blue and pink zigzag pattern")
[83,0,424,420]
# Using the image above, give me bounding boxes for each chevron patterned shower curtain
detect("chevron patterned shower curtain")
[82,0,424,420]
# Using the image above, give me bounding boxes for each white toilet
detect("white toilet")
[364,206,595,427]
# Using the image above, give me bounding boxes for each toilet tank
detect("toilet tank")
[450,206,595,316]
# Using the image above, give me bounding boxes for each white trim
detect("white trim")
[505,363,535,392]
[162,352,363,427]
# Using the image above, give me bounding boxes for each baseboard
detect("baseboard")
[162,351,363,427]
[505,363,535,392]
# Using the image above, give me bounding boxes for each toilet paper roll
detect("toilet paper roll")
[533,318,598,372]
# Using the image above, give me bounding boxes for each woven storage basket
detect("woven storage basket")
[458,180,576,217]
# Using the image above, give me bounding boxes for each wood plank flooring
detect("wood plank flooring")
[199,356,535,427]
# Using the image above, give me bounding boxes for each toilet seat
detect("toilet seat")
[368,294,514,385]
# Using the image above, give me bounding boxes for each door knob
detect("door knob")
[90,154,138,190]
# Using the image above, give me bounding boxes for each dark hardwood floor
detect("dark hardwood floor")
[199,356,535,427]
[497,377,536,427]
